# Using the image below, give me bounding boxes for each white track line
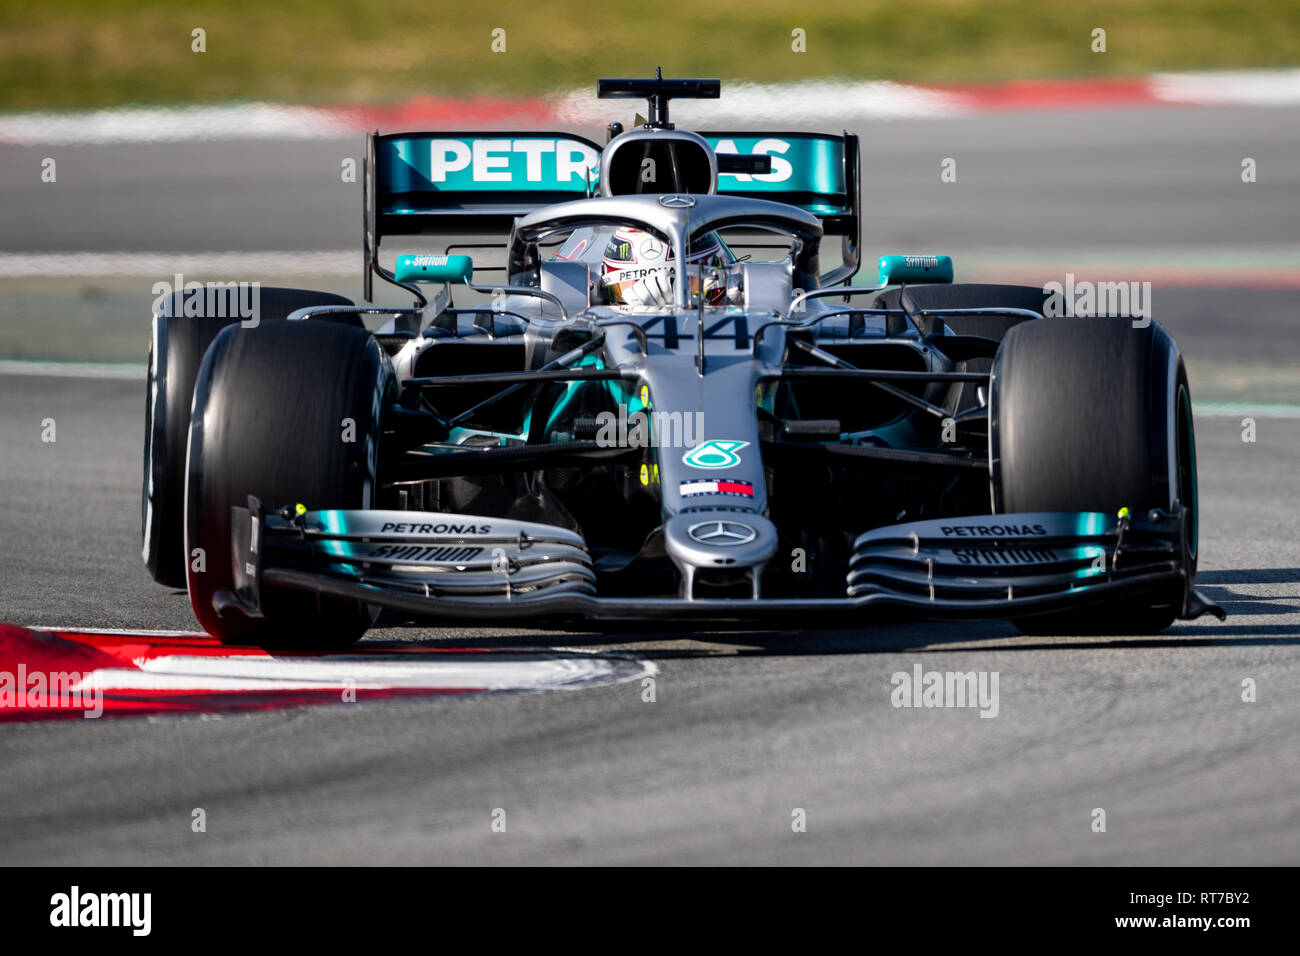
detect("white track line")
[1193,402,1300,419]
[0,360,146,380]
[0,250,356,278]
[0,102,352,146]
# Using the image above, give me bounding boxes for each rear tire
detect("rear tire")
[142,287,356,586]
[990,317,1198,635]
[184,320,394,648]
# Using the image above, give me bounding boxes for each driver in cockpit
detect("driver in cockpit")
[598,227,735,307]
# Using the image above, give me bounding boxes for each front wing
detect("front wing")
[213,499,1223,626]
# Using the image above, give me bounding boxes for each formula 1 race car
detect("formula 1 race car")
[141,73,1222,647]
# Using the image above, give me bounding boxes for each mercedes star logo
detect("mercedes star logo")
[659,194,696,208]
[687,520,757,546]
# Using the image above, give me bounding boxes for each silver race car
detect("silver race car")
[141,74,1221,646]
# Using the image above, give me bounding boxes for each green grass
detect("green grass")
[2,0,1299,111]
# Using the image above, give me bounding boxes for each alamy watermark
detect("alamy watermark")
[0,666,102,717]
[151,273,262,327]
[1043,274,1151,327]
[594,406,704,449]
[890,663,999,718]
[50,886,150,936]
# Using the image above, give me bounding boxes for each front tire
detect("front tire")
[990,317,1198,635]
[184,320,394,647]
[142,287,356,586]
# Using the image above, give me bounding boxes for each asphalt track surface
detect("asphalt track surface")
[0,104,1298,864]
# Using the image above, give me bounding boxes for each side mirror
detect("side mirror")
[394,254,474,284]
[877,254,953,286]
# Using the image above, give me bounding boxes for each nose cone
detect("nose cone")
[663,511,778,596]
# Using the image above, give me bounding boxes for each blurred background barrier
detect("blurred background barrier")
[1,0,1299,111]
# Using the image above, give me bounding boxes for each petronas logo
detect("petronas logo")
[682,439,749,469]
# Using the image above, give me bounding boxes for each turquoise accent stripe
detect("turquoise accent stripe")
[317,509,359,578]
[1193,401,1300,419]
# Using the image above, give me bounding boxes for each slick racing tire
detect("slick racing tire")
[990,317,1199,635]
[142,287,357,587]
[184,320,394,648]
[873,283,1049,340]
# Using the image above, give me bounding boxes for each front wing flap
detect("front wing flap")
[853,511,1164,599]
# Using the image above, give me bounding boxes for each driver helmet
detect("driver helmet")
[600,227,727,305]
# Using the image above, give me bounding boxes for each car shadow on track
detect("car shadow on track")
[364,620,1300,657]
[361,567,1300,657]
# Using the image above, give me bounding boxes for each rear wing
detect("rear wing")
[364,129,860,298]
[364,131,602,299]
[705,131,860,286]
[705,132,860,240]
